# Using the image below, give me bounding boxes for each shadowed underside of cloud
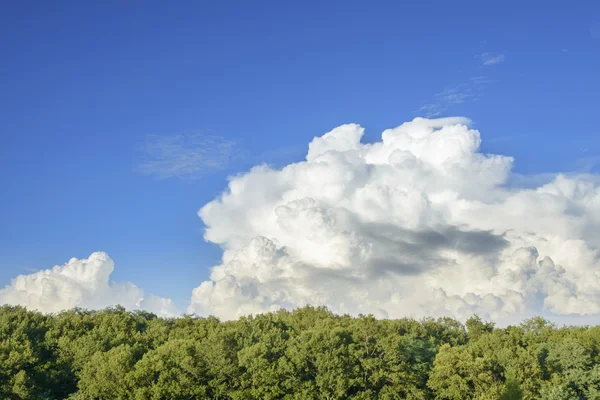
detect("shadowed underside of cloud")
[0,252,178,317]
[189,117,600,326]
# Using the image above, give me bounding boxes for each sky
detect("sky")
[1,1,600,324]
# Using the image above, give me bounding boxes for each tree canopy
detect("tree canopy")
[1,305,599,399]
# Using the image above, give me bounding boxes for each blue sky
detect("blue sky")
[1,1,600,311]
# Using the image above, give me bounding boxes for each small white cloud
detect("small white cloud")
[138,131,236,180]
[0,252,178,317]
[480,52,505,66]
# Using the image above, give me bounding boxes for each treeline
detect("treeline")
[1,305,600,399]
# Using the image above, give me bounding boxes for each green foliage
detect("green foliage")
[130,339,211,399]
[1,305,600,399]
[78,344,143,399]
[465,315,495,341]
[500,368,523,400]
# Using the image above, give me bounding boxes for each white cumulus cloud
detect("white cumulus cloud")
[0,252,178,317]
[189,117,600,326]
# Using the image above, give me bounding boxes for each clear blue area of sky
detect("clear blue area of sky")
[1,1,599,309]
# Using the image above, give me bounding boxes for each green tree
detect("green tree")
[428,344,503,399]
[130,340,211,399]
[501,368,523,400]
[77,344,144,399]
[465,315,495,341]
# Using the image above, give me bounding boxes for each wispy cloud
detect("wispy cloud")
[418,47,504,117]
[574,154,600,174]
[138,131,236,180]
[419,76,492,117]
[479,52,505,66]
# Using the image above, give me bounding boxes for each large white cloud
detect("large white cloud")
[0,252,178,317]
[190,117,600,325]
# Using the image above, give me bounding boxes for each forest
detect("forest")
[1,305,600,400]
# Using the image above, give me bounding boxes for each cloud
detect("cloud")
[419,86,474,117]
[0,252,178,317]
[138,132,235,180]
[480,52,505,66]
[189,117,600,326]
[419,77,491,117]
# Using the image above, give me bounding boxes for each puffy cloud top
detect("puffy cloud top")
[0,252,178,317]
[191,117,600,325]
